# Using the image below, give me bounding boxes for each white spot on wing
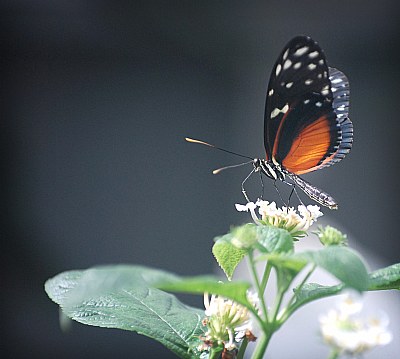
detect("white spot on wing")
[282,49,289,60]
[283,59,292,70]
[305,79,313,85]
[321,85,330,96]
[294,46,309,56]
[270,104,289,119]
[308,63,317,70]
[332,78,342,84]
[268,89,274,96]
[270,108,280,118]
[317,73,322,79]
[318,59,324,65]
[276,64,282,76]
[316,102,322,107]
[309,51,319,59]
[304,99,310,104]
[285,82,293,88]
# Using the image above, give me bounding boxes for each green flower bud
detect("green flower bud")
[315,225,347,246]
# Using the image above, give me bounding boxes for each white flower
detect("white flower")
[235,200,323,238]
[257,200,279,218]
[337,291,363,316]
[235,202,257,212]
[319,293,392,355]
[297,204,323,229]
[235,202,259,223]
[299,204,323,220]
[200,293,256,351]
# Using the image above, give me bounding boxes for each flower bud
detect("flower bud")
[315,225,347,246]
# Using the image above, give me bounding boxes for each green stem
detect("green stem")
[209,347,223,359]
[237,337,249,359]
[260,261,272,294]
[327,348,340,359]
[250,333,271,359]
[248,251,269,325]
[287,264,316,308]
[278,265,316,323]
[271,288,285,326]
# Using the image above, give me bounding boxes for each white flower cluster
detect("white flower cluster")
[199,293,256,352]
[235,200,323,237]
[319,293,392,355]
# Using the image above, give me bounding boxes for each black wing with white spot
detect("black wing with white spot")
[263,36,352,175]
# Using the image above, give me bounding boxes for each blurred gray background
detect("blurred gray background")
[2,1,399,358]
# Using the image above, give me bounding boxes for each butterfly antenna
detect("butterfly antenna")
[185,137,253,160]
[212,160,254,174]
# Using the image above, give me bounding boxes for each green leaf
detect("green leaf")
[46,265,180,307]
[212,234,248,280]
[286,262,400,318]
[210,225,293,280]
[45,265,203,359]
[368,263,400,290]
[157,276,254,313]
[295,246,369,291]
[255,226,294,254]
[259,253,307,293]
[285,262,400,321]
[294,283,343,303]
[263,253,307,273]
[292,282,343,308]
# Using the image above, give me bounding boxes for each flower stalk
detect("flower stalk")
[248,251,269,327]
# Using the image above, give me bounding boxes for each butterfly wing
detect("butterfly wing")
[264,36,353,174]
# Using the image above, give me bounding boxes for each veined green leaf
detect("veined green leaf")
[294,246,369,291]
[46,265,180,307]
[368,263,400,290]
[45,265,203,359]
[212,234,248,280]
[157,276,253,312]
[261,253,307,273]
[280,283,343,321]
[292,282,343,309]
[255,226,294,254]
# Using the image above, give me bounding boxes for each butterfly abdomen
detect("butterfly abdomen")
[287,172,338,209]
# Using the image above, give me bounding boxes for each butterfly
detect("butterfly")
[186,36,353,209]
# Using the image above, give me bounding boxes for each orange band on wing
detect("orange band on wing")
[272,110,290,159]
[281,116,331,174]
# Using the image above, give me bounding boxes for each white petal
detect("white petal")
[235,203,249,212]
[235,202,256,212]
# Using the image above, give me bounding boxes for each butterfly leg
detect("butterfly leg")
[282,179,305,207]
[273,180,287,205]
[259,171,265,199]
[241,168,256,202]
[289,185,305,207]
[288,186,295,207]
